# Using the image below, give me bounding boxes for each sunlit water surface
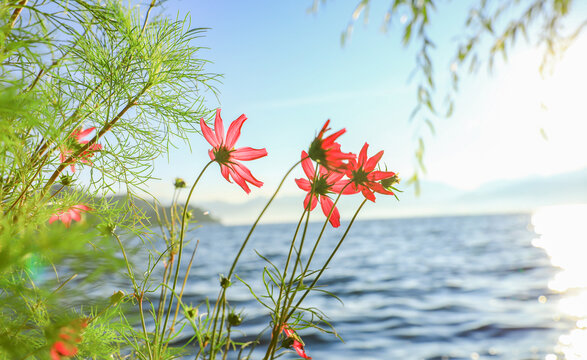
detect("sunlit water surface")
[532,204,587,360]
[97,206,587,359]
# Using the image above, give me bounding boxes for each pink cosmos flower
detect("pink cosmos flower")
[295,151,353,227]
[50,319,87,360]
[50,341,78,360]
[49,204,90,228]
[307,120,355,171]
[200,109,267,194]
[282,325,312,359]
[345,143,396,202]
[60,127,103,172]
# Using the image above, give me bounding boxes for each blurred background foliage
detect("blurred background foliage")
[309,0,585,193]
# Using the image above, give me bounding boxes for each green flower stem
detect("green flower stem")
[222,325,232,360]
[285,198,368,323]
[4,153,49,215]
[159,160,214,355]
[263,208,311,360]
[264,162,319,360]
[167,242,199,345]
[267,190,348,359]
[156,188,181,323]
[287,181,353,311]
[155,191,177,324]
[114,232,153,360]
[207,157,304,360]
[267,208,308,341]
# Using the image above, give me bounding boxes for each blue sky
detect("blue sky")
[144,0,587,211]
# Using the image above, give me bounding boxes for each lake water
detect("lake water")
[137,205,587,359]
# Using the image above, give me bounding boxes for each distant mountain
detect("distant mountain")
[454,167,587,211]
[200,167,587,225]
[107,194,220,225]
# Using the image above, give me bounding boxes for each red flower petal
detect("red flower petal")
[320,195,340,227]
[228,167,251,194]
[213,108,224,145]
[367,181,395,195]
[330,180,356,194]
[322,128,346,147]
[315,120,331,141]
[361,186,376,202]
[75,127,95,140]
[50,348,60,360]
[364,150,384,172]
[61,213,72,227]
[52,341,77,356]
[295,178,312,191]
[358,143,368,166]
[200,118,220,147]
[368,170,396,181]
[225,114,247,149]
[69,209,81,222]
[220,164,232,183]
[292,340,312,359]
[74,204,90,212]
[300,151,315,179]
[324,168,344,183]
[231,147,267,161]
[304,192,318,211]
[232,162,263,188]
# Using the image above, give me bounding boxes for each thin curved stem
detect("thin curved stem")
[208,157,304,360]
[158,160,214,355]
[286,198,368,322]
[113,232,153,360]
[285,182,352,319]
[263,208,311,360]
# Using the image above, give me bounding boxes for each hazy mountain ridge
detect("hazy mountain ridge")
[106,194,220,224]
[199,167,587,225]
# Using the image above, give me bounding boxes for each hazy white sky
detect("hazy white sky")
[143,0,587,205]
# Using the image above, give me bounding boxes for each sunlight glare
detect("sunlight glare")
[532,204,587,359]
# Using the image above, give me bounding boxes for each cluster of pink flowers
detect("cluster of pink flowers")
[296,120,397,227]
[50,126,101,227]
[45,110,398,359]
[200,111,398,228]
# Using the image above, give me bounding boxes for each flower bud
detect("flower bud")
[220,276,231,289]
[174,177,186,189]
[227,312,243,327]
[380,174,400,189]
[98,221,117,236]
[109,290,125,305]
[59,174,75,186]
[185,306,198,320]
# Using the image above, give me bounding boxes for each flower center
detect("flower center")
[308,139,326,164]
[312,176,330,195]
[351,169,368,185]
[214,147,232,164]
